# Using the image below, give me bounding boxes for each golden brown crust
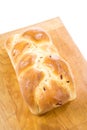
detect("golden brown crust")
[44,56,75,94]
[5,28,76,115]
[16,53,36,75]
[22,29,50,43]
[19,68,44,113]
[12,41,30,63]
[35,80,70,114]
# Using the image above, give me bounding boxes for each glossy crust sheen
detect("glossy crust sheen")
[5,28,76,115]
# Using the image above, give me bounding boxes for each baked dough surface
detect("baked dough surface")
[5,29,76,115]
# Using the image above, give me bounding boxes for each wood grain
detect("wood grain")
[0,17,87,130]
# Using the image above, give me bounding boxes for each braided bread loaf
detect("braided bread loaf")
[5,28,76,115]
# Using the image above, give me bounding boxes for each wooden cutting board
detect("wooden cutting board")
[0,17,87,130]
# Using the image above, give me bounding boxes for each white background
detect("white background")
[0,0,87,60]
